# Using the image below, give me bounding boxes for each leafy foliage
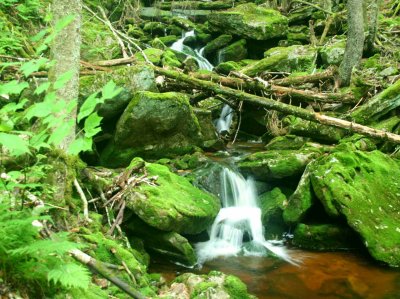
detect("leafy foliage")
[0,200,91,294]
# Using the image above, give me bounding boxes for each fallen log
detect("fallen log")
[154,66,400,144]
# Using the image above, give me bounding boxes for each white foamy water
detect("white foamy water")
[215,104,234,134]
[196,168,295,266]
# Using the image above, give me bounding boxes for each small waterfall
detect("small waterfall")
[216,105,234,134]
[170,30,214,71]
[196,168,295,266]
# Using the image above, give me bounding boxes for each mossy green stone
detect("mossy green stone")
[319,39,346,66]
[126,163,220,234]
[161,50,182,68]
[238,148,321,181]
[242,45,317,77]
[100,91,203,166]
[293,223,359,251]
[207,3,288,41]
[217,39,248,63]
[134,48,164,65]
[203,34,232,57]
[214,61,241,75]
[310,150,400,266]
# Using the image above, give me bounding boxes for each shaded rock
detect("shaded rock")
[238,147,321,181]
[160,271,255,299]
[208,3,288,41]
[203,34,233,58]
[292,223,360,251]
[79,64,157,120]
[124,162,220,235]
[158,35,179,46]
[143,21,165,36]
[183,56,200,73]
[259,188,287,239]
[214,61,242,75]
[134,48,164,64]
[193,108,223,150]
[189,161,227,197]
[100,91,203,166]
[217,39,248,64]
[287,25,309,43]
[126,216,197,266]
[310,150,400,266]
[265,135,310,150]
[242,45,317,77]
[319,39,346,66]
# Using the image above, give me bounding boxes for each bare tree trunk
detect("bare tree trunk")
[49,0,82,150]
[48,0,82,203]
[338,0,365,86]
[363,0,379,56]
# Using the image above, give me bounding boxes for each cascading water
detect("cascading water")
[196,167,295,266]
[170,33,293,265]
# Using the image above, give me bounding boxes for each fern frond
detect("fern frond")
[48,263,91,289]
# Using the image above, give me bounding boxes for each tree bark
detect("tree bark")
[363,0,379,56]
[154,66,400,144]
[48,0,82,150]
[338,0,365,86]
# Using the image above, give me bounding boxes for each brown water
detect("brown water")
[150,250,400,299]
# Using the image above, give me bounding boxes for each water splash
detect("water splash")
[170,30,214,71]
[215,105,234,134]
[196,168,296,266]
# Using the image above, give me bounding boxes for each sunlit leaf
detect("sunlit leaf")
[0,81,29,95]
[20,58,48,77]
[53,71,73,90]
[83,113,102,138]
[68,137,92,155]
[101,80,123,100]
[47,119,74,146]
[0,133,30,156]
[77,92,100,123]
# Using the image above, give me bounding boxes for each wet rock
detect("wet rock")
[207,3,288,41]
[309,150,400,266]
[158,35,179,46]
[203,34,233,58]
[189,161,226,197]
[242,45,317,77]
[79,64,157,120]
[214,61,242,75]
[193,108,224,150]
[160,271,255,299]
[319,39,346,66]
[265,135,310,151]
[259,188,287,238]
[183,56,200,73]
[124,161,220,235]
[161,50,183,68]
[100,91,203,166]
[217,39,248,64]
[292,223,359,251]
[126,216,197,266]
[238,147,321,181]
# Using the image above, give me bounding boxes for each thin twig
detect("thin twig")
[73,178,92,223]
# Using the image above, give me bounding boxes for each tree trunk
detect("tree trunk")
[48,0,82,150]
[48,0,82,203]
[363,0,379,56]
[338,0,365,86]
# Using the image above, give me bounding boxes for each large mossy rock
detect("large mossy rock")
[242,45,317,77]
[203,34,233,58]
[100,91,203,167]
[79,64,157,120]
[309,150,400,266]
[217,39,248,63]
[238,147,321,181]
[207,3,288,41]
[319,39,346,66]
[124,161,220,235]
[126,216,197,266]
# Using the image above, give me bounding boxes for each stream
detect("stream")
[159,31,400,299]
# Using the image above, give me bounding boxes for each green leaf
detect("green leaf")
[34,82,51,95]
[68,137,92,155]
[20,58,48,77]
[0,81,29,95]
[83,113,102,138]
[48,263,90,289]
[77,92,100,123]
[101,80,123,100]
[53,70,73,90]
[25,101,53,120]
[47,119,74,146]
[0,133,30,156]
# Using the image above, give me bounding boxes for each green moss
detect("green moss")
[265,135,309,150]
[217,39,247,63]
[293,223,359,251]
[214,61,241,75]
[223,275,251,299]
[125,162,220,234]
[203,34,232,57]
[161,50,182,68]
[319,39,346,66]
[309,150,400,266]
[134,48,164,65]
[242,45,316,76]
[238,148,321,181]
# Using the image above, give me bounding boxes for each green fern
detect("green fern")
[48,263,91,289]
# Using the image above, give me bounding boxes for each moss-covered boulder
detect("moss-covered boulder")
[238,147,321,181]
[193,108,223,150]
[217,39,248,64]
[79,64,157,120]
[160,271,255,299]
[259,188,287,239]
[202,34,233,58]
[214,61,242,75]
[319,39,346,66]
[292,223,360,251]
[124,162,220,235]
[100,91,203,166]
[309,150,400,266]
[242,45,317,77]
[207,3,288,41]
[134,48,164,65]
[265,135,310,150]
[126,216,197,266]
